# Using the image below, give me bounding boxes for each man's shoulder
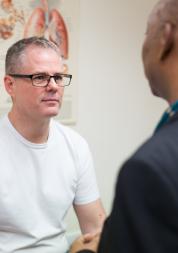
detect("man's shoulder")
[126,121,178,176]
[0,114,10,134]
[136,121,178,158]
[51,119,89,148]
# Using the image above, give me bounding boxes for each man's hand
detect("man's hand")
[70,232,100,253]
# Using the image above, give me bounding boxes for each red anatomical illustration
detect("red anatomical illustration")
[24,7,45,38]
[0,0,24,39]
[48,9,68,59]
[24,0,68,60]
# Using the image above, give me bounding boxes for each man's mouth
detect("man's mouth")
[42,98,59,102]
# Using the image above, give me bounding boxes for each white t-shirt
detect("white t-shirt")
[0,115,99,253]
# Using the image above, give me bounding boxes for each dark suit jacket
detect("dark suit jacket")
[79,112,178,253]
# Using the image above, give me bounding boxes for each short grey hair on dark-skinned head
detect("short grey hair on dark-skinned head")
[150,0,178,28]
[5,36,62,74]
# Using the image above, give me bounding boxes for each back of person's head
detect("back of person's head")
[149,0,178,36]
[5,36,61,75]
[142,0,178,103]
[154,0,178,23]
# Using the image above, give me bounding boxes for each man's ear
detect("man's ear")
[4,75,14,96]
[160,22,175,61]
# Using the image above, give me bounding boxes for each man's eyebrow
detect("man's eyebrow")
[32,72,48,75]
[53,72,64,75]
[34,72,63,75]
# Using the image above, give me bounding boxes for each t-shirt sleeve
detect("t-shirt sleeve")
[73,138,100,205]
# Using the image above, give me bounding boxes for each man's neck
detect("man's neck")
[8,111,50,144]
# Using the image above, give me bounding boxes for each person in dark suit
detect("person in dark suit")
[69,0,178,252]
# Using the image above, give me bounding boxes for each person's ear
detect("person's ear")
[160,22,175,61]
[4,75,15,96]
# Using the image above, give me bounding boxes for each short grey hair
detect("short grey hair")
[151,0,178,26]
[5,36,61,74]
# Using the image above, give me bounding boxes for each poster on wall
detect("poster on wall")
[0,0,79,124]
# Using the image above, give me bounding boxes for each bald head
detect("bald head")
[142,0,178,104]
[150,0,178,27]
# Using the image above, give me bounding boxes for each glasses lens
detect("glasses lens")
[54,74,63,85]
[54,74,71,87]
[32,74,48,86]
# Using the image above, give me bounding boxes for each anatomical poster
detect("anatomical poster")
[0,0,79,124]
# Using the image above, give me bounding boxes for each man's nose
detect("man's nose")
[46,77,58,90]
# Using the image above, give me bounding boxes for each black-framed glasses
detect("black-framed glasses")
[8,73,72,87]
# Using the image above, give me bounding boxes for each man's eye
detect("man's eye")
[55,75,63,81]
[34,75,47,81]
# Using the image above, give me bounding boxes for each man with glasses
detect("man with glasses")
[0,37,105,253]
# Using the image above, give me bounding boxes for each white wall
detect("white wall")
[66,0,167,231]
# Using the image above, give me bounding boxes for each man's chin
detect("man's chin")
[151,90,159,97]
[43,109,60,118]
[150,87,161,97]
[148,83,159,97]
